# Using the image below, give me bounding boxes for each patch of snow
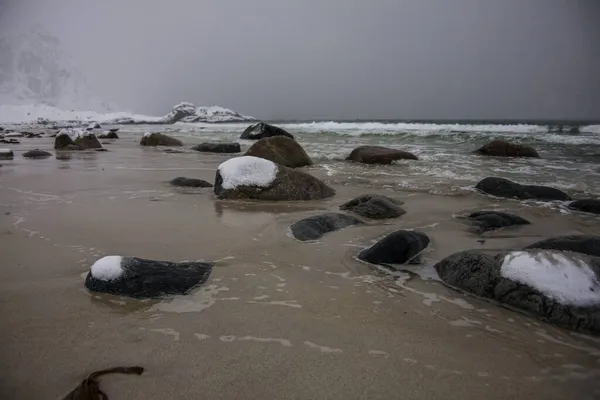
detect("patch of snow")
[500,251,600,307]
[90,255,124,281]
[143,132,152,137]
[58,128,86,139]
[218,156,278,190]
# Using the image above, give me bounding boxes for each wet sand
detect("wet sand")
[1,135,600,399]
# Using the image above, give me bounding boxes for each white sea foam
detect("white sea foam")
[90,256,123,281]
[218,156,278,189]
[500,251,600,307]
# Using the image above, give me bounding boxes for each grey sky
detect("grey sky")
[3,0,600,120]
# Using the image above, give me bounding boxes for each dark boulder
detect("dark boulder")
[475,177,571,201]
[54,133,76,149]
[240,122,294,140]
[358,230,430,266]
[340,194,406,219]
[434,249,600,334]
[0,149,13,160]
[23,149,52,159]
[524,235,600,258]
[467,210,530,233]
[474,140,539,158]
[84,256,213,299]
[140,133,183,147]
[290,213,363,241]
[346,146,418,164]
[170,177,213,188]
[214,156,335,201]
[568,199,600,215]
[75,133,102,149]
[192,142,241,153]
[98,131,119,139]
[245,136,312,168]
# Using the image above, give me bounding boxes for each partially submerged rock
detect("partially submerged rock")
[170,177,213,188]
[140,132,183,147]
[340,194,406,219]
[214,156,335,201]
[23,149,52,159]
[358,230,430,266]
[84,255,213,299]
[346,146,418,164]
[245,136,312,168]
[240,122,294,140]
[524,235,600,258]
[474,140,539,158]
[0,149,13,160]
[475,177,571,201]
[98,131,119,139]
[290,213,363,241]
[434,249,600,334]
[568,199,600,215]
[192,142,241,153]
[54,129,102,150]
[62,366,144,400]
[467,210,530,233]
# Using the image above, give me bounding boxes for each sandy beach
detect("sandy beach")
[1,132,600,400]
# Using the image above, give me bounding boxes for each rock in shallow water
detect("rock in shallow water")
[23,149,52,159]
[290,213,363,241]
[240,122,294,140]
[98,131,119,139]
[524,235,600,258]
[340,194,405,219]
[568,199,600,215]
[475,177,571,201]
[170,177,213,188]
[358,230,430,266]
[140,133,182,147]
[467,210,530,233]
[474,140,539,158]
[245,136,312,168]
[214,156,335,201]
[434,249,600,334]
[84,256,213,299]
[0,149,14,160]
[346,146,418,164]
[192,142,241,153]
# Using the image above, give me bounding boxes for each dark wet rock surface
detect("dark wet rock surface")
[466,211,530,233]
[290,213,363,241]
[524,235,600,257]
[85,256,213,299]
[240,122,294,140]
[192,142,241,153]
[475,177,571,201]
[358,230,430,266]
[568,199,600,215]
[474,140,539,158]
[0,150,14,160]
[98,131,119,139]
[214,166,335,201]
[245,136,312,168]
[434,249,600,335]
[140,133,183,147]
[23,149,52,159]
[170,177,213,188]
[340,194,406,219]
[346,146,418,164]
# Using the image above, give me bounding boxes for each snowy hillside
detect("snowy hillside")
[0,25,112,112]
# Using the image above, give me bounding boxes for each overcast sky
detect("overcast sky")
[2,0,600,120]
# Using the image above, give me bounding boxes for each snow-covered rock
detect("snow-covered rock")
[214,156,335,201]
[218,156,278,190]
[180,106,256,123]
[158,102,196,124]
[85,255,213,299]
[0,148,14,160]
[434,248,600,334]
[55,128,102,149]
